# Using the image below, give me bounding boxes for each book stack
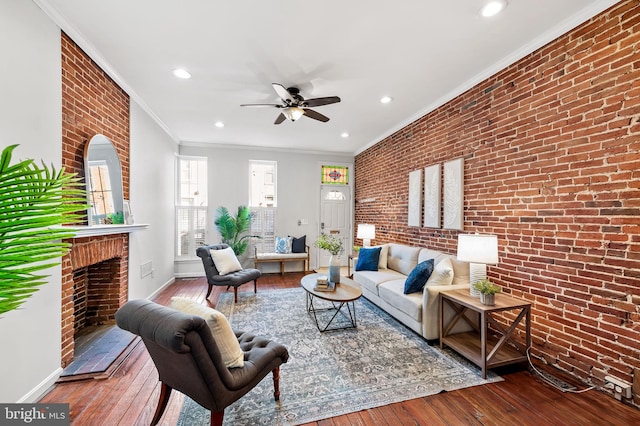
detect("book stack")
[314,275,335,292]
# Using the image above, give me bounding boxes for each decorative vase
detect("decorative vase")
[480,293,495,306]
[328,254,341,284]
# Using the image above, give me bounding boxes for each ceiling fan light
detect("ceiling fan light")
[283,107,304,121]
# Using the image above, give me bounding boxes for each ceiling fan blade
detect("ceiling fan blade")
[274,113,286,125]
[303,109,330,122]
[302,96,341,108]
[240,103,283,108]
[272,83,294,104]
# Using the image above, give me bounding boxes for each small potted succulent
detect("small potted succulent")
[472,278,501,306]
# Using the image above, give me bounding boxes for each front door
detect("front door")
[319,185,350,268]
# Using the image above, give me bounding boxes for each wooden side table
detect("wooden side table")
[347,254,358,278]
[439,288,531,378]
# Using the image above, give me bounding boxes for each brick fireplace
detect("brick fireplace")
[60,32,131,367]
[61,234,129,366]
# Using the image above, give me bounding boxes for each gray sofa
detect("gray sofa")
[352,243,471,340]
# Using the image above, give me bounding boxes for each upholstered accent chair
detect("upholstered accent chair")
[196,244,261,302]
[115,299,289,426]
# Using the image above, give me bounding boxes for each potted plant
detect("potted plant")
[314,233,344,284]
[472,278,501,306]
[214,206,257,256]
[0,145,87,315]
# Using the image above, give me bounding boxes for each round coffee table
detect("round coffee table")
[300,273,363,332]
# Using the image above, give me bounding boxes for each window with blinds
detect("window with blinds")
[249,160,277,255]
[177,206,207,257]
[176,156,207,258]
[249,160,277,207]
[250,207,276,254]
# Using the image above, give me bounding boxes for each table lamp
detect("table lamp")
[357,224,376,247]
[456,234,499,297]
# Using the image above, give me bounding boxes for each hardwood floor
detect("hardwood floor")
[40,273,640,425]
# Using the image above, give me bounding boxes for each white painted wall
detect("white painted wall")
[1,0,350,403]
[0,3,179,402]
[128,101,178,300]
[177,144,354,276]
[0,0,64,403]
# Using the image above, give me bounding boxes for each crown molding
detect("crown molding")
[356,0,622,156]
[179,140,354,158]
[32,0,180,145]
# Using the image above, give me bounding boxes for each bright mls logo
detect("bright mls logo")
[1,404,69,425]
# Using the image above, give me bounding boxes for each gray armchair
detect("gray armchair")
[115,299,289,426]
[196,244,261,302]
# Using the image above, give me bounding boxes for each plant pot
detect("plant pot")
[480,293,495,306]
[329,254,341,284]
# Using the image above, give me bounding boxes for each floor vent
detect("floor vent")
[140,261,153,278]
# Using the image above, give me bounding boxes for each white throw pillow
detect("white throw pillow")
[210,247,242,275]
[170,297,244,368]
[372,244,389,269]
[425,257,454,287]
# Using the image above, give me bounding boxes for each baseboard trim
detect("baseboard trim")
[174,272,205,279]
[18,367,63,403]
[147,276,177,300]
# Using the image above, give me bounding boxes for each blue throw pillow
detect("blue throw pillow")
[291,235,306,253]
[356,246,382,271]
[404,259,435,294]
[274,236,292,254]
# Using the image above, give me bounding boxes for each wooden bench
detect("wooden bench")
[254,246,309,276]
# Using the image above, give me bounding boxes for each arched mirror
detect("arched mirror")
[84,134,124,225]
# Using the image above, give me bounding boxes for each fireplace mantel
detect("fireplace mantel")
[56,224,149,238]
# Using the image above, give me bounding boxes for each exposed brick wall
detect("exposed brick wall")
[59,32,130,367]
[72,269,88,332]
[61,32,130,198]
[355,0,640,393]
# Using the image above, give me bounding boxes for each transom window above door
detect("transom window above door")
[321,165,349,185]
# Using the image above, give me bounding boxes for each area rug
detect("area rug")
[177,288,501,425]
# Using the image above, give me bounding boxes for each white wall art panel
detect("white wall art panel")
[408,169,422,227]
[423,164,441,228]
[443,158,464,230]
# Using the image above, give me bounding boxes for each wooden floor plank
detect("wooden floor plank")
[401,397,449,426]
[456,384,524,425]
[424,391,484,425]
[38,274,640,425]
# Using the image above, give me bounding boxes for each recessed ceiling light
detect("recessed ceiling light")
[380,96,393,104]
[214,121,224,128]
[172,68,191,79]
[481,0,507,17]
[341,132,349,138]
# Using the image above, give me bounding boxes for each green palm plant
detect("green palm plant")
[0,145,87,315]
[214,206,256,256]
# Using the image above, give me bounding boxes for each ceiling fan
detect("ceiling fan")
[241,83,341,124]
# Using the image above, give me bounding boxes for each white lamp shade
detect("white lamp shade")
[357,224,376,240]
[457,234,499,264]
